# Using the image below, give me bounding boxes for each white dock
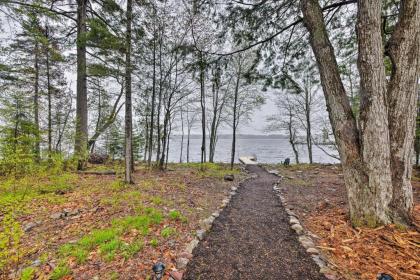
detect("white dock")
[239,156,258,165]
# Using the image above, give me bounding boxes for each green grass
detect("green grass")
[121,240,143,259]
[55,207,164,272]
[150,195,163,205]
[59,244,89,264]
[150,238,158,247]
[109,272,119,280]
[78,228,118,250]
[20,267,36,280]
[50,264,71,280]
[161,227,176,238]
[168,210,187,222]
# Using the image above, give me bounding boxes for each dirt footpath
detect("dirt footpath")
[183,165,326,280]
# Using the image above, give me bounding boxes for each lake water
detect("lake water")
[166,136,340,164]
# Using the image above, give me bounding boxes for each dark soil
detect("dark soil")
[183,165,326,280]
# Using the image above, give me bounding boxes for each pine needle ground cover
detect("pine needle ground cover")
[0,162,242,279]
[270,164,420,280]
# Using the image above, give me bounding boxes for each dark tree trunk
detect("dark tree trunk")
[33,40,40,162]
[288,115,299,164]
[165,119,172,169]
[200,53,206,166]
[88,84,124,151]
[386,0,419,224]
[180,108,184,163]
[45,26,52,160]
[148,29,157,166]
[187,111,191,163]
[209,70,220,163]
[156,33,163,163]
[124,0,133,183]
[415,93,420,166]
[75,0,88,170]
[91,80,102,154]
[301,0,419,226]
[231,65,241,170]
[305,88,313,164]
[159,109,170,170]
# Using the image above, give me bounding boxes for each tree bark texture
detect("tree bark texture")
[301,0,419,226]
[75,0,88,170]
[124,0,133,183]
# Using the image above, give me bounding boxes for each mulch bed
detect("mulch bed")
[272,164,420,280]
[183,165,327,280]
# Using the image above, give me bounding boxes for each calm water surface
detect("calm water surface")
[166,136,339,164]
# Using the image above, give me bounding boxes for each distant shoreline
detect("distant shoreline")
[170,134,290,139]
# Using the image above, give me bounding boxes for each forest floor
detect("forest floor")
[266,163,420,280]
[0,162,243,280]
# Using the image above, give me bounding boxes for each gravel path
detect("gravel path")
[183,165,326,280]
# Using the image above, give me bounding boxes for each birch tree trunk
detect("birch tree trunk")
[75,0,88,170]
[301,0,419,226]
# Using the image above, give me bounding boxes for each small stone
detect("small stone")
[92,276,99,280]
[50,213,63,219]
[320,267,333,274]
[31,259,41,267]
[288,210,297,217]
[178,252,193,259]
[312,255,326,267]
[306,247,319,254]
[64,209,80,217]
[23,222,37,232]
[176,257,189,269]
[230,191,236,196]
[200,216,215,229]
[224,174,234,181]
[231,186,237,191]
[324,273,337,280]
[196,229,206,240]
[299,236,315,248]
[308,232,321,240]
[212,211,219,218]
[170,271,183,280]
[289,216,299,225]
[222,198,229,204]
[186,239,199,254]
[268,170,280,176]
[291,224,304,235]
[167,240,176,247]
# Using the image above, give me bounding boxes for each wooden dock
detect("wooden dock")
[239,156,258,165]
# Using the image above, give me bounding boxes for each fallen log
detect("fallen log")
[78,170,116,175]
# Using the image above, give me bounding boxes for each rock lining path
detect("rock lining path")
[183,165,327,280]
